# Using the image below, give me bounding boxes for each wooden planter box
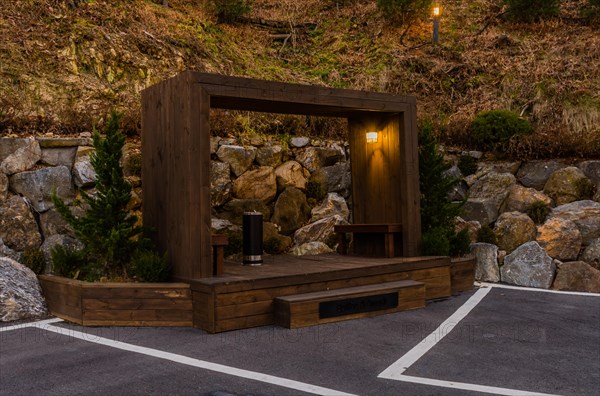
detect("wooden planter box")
[450,256,476,295]
[38,275,193,327]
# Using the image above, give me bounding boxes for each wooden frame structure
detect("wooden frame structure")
[142,72,421,280]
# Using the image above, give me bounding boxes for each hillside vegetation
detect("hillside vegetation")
[1,0,599,158]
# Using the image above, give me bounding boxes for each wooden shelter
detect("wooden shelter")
[141,72,421,281]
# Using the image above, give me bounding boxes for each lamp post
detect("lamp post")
[433,4,440,45]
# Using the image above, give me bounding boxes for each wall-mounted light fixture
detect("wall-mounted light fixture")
[366,131,378,144]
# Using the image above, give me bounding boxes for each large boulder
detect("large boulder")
[210,161,231,207]
[0,196,42,251]
[211,217,240,233]
[0,137,42,175]
[40,147,77,168]
[256,145,283,168]
[501,184,553,214]
[293,214,349,247]
[0,239,21,262]
[216,145,257,177]
[549,200,600,245]
[444,166,468,201]
[477,161,522,176]
[462,198,500,226]
[263,222,292,253]
[290,136,310,148]
[470,243,500,282]
[39,208,74,239]
[40,234,84,273]
[501,241,556,288]
[454,217,481,243]
[577,160,600,185]
[310,193,350,223]
[311,162,352,199]
[290,241,333,256]
[274,161,309,191]
[295,147,345,173]
[494,212,536,253]
[72,151,97,188]
[536,218,582,262]
[0,173,7,202]
[517,160,566,190]
[271,187,311,235]
[544,167,590,205]
[9,165,75,212]
[0,257,47,322]
[467,172,516,223]
[0,138,34,162]
[580,238,600,270]
[219,199,271,225]
[232,166,277,203]
[552,261,600,293]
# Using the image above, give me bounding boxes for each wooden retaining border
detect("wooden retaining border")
[450,256,476,295]
[38,275,193,327]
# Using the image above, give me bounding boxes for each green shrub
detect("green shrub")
[457,155,478,176]
[504,0,560,22]
[422,227,451,256]
[130,250,170,282]
[377,0,433,24]
[52,111,143,281]
[306,178,327,202]
[263,237,282,255]
[449,228,472,256]
[470,110,533,152]
[224,230,243,257]
[124,152,142,177]
[211,0,252,24]
[527,200,551,225]
[21,248,46,275]
[576,178,597,200]
[477,225,497,244]
[51,245,93,280]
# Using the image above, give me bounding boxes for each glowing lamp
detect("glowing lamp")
[433,6,440,16]
[366,131,378,144]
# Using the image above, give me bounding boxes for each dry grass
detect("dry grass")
[0,0,598,158]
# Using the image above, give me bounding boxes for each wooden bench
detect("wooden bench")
[211,234,229,276]
[334,223,403,258]
[274,280,425,329]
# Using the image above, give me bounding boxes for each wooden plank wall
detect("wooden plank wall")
[349,114,403,225]
[142,72,212,279]
[38,276,193,327]
[193,266,450,333]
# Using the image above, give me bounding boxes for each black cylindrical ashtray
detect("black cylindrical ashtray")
[242,212,263,265]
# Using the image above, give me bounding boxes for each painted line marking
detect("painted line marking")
[394,374,561,396]
[0,317,63,332]
[379,286,492,379]
[477,282,600,297]
[40,324,356,396]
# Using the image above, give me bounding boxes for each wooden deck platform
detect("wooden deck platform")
[190,254,454,333]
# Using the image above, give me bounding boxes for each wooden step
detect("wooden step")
[274,280,425,329]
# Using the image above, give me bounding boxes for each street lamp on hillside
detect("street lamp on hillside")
[433,4,441,45]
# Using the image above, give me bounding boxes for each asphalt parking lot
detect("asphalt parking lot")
[1,284,599,396]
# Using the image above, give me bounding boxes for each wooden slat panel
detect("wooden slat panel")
[216,300,274,320]
[82,309,192,322]
[82,287,191,299]
[278,280,422,303]
[192,291,215,333]
[215,313,274,333]
[82,320,192,327]
[38,275,83,323]
[82,298,193,311]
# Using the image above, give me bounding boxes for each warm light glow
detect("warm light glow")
[433,6,440,16]
[366,131,378,144]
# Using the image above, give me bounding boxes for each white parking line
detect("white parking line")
[378,285,569,395]
[0,317,63,332]
[477,282,600,297]
[40,324,356,396]
[394,374,561,396]
[379,286,492,379]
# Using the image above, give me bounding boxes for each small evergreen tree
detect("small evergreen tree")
[419,121,468,256]
[53,112,142,279]
[377,0,433,24]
